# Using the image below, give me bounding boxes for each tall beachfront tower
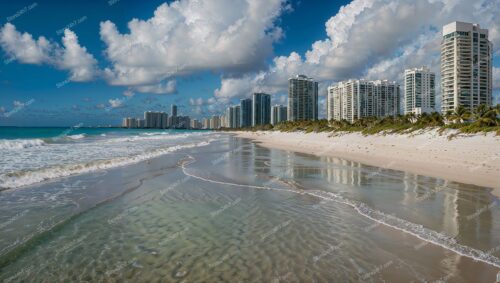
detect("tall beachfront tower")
[327,80,400,123]
[404,67,436,115]
[160,112,168,129]
[271,105,287,125]
[252,93,271,126]
[209,115,220,129]
[227,105,241,128]
[240,98,252,128]
[202,118,209,129]
[441,22,492,113]
[144,111,152,128]
[288,75,318,121]
[373,80,400,117]
[171,104,178,117]
[169,104,178,128]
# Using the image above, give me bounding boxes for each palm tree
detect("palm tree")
[404,112,417,124]
[417,112,430,125]
[444,110,454,124]
[449,106,471,124]
[429,112,444,126]
[493,104,500,116]
[472,104,497,127]
[473,104,489,119]
[394,114,406,124]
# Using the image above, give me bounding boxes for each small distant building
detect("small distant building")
[202,118,209,129]
[219,114,227,128]
[161,112,168,129]
[122,117,137,128]
[209,115,220,129]
[144,111,154,128]
[271,105,287,125]
[228,105,241,128]
[176,116,190,129]
[190,119,200,129]
[171,104,177,117]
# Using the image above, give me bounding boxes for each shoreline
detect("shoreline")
[231,130,500,197]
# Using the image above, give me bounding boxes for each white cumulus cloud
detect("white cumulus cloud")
[215,0,500,105]
[100,0,288,93]
[0,23,52,64]
[123,90,135,97]
[108,98,124,108]
[56,29,99,82]
[0,23,98,82]
[133,80,177,95]
[13,100,25,107]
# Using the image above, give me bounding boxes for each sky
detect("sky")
[0,0,499,127]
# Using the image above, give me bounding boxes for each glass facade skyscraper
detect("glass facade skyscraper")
[252,93,271,126]
[240,98,252,128]
[271,105,287,125]
[288,75,318,121]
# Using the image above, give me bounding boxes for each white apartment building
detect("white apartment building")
[327,80,400,123]
[190,119,201,129]
[122,117,137,128]
[209,115,220,129]
[441,21,492,113]
[202,118,209,129]
[404,67,436,115]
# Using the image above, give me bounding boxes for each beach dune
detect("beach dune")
[233,130,500,197]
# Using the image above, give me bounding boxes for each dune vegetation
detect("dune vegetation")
[222,104,500,136]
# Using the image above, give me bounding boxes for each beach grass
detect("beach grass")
[222,104,500,136]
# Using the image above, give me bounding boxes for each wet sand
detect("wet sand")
[233,130,500,197]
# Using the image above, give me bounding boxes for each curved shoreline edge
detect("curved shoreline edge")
[229,130,500,198]
[180,154,500,269]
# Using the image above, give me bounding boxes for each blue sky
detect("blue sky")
[0,0,498,126]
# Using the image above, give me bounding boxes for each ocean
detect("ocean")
[0,128,499,282]
[0,127,212,190]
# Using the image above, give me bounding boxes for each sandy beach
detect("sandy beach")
[233,130,500,197]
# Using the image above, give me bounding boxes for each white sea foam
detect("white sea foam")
[180,155,500,269]
[0,139,46,150]
[103,132,204,143]
[0,141,210,190]
[67,134,86,140]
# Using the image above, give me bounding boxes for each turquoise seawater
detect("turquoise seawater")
[0,126,202,140]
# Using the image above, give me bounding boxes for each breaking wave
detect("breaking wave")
[66,134,86,140]
[0,141,210,190]
[0,139,46,150]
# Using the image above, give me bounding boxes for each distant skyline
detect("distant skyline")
[0,0,499,126]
